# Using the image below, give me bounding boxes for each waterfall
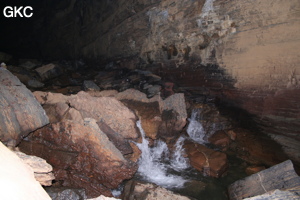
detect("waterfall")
[136,121,188,188]
[187,109,206,144]
[171,136,189,170]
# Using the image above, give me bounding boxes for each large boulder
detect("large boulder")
[227,128,289,166]
[0,141,51,200]
[184,140,228,178]
[0,68,49,146]
[114,89,187,142]
[68,91,138,139]
[35,63,63,81]
[33,91,138,155]
[19,120,138,198]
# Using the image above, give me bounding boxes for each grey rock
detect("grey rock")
[83,80,100,91]
[0,68,49,146]
[245,189,300,200]
[45,188,87,200]
[35,63,63,81]
[27,79,45,88]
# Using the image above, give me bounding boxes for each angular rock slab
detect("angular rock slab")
[228,160,300,200]
[184,140,228,178]
[0,68,49,146]
[68,91,139,139]
[20,121,138,198]
[15,151,54,186]
[0,141,51,200]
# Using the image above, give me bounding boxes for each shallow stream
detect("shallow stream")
[133,110,249,200]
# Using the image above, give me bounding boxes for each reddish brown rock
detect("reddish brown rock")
[208,130,231,151]
[19,121,138,198]
[228,128,289,166]
[0,69,49,146]
[116,89,187,142]
[184,140,228,178]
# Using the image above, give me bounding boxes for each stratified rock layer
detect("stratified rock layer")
[0,68,49,146]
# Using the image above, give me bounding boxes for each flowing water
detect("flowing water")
[136,120,189,188]
[186,109,206,144]
[135,114,248,199]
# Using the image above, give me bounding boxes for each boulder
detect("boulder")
[244,189,300,200]
[158,93,187,142]
[228,160,300,200]
[15,151,54,186]
[19,121,138,198]
[33,91,137,156]
[45,187,87,200]
[184,140,228,178]
[0,68,49,146]
[68,91,138,139]
[83,80,100,91]
[227,128,289,166]
[208,130,231,151]
[115,89,187,142]
[0,142,51,200]
[122,180,191,200]
[35,63,63,81]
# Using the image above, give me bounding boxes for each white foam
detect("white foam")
[136,121,187,188]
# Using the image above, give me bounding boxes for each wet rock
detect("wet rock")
[115,89,187,142]
[15,151,54,186]
[19,121,138,198]
[208,130,231,151]
[35,63,63,81]
[121,99,161,140]
[83,80,100,91]
[0,68,49,146]
[227,128,289,166]
[184,140,228,178]
[122,180,191,200]
[177,180,207,198]
[45,187,87,200]
[0,141,51,200]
